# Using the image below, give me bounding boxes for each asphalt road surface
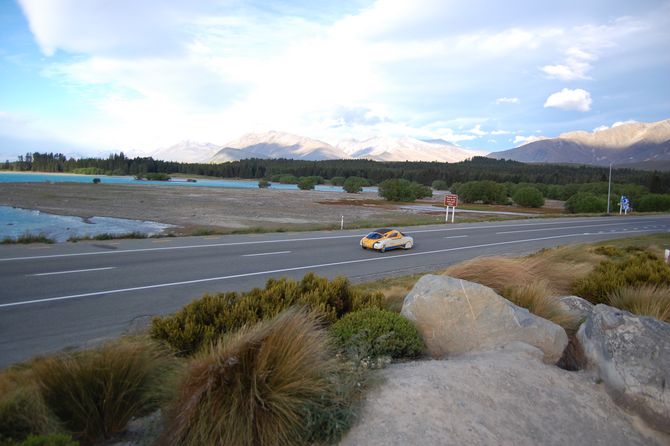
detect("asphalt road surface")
[2,215,669,367]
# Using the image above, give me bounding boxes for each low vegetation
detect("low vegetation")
[161,309,360,446]
[1,233,55,245]
[330,308,424,359]
[378,178,432,202]
[502,281,578,330]
[607,285,670,322]
[67,231,148,242]
[151,273,383,356]
[31,338,175,445]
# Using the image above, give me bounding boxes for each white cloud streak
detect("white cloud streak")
[544,88,592,112]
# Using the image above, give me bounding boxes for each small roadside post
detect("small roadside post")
[619,195,630,215]
[340,215,344,230]
[444,194,458,223]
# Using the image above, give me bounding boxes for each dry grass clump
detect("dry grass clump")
[607,285,670,322]
[443,247,594,296]
[163,308,353,446]
[31,338,175,446]
[501,281,578,330]
[0,369,61,445]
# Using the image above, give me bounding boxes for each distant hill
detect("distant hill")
[490,119,670,166]
[151,141,220,163]
[337,136,485,162]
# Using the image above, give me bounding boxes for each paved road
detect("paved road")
[1,215,669,367]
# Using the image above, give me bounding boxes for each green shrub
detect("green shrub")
[0,372,61,445]
[572,250,670,304]
[91,178,100,184]
[378,179,431,202]
[162,309,357,446]
[278,174,298,184]
[565,192,606,213]
[297,177,316,190]
[330,308,424,359]
[512,186,544,208]
[136,172,170,181]
[32,339,174,446]
[410,182,432,199]
[343,176,367,193]
[16,434,78,446]
[258,179,270,188]
[451,180,507,204]
[151,273,382,356]
[637,194,670,212]
[330,176,346,186]
[431,180,448,190]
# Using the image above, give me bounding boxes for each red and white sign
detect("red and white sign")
[444,194,458,207]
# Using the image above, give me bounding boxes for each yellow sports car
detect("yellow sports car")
[360,228,414,252]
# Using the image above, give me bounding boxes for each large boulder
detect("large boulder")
[557,295,594,325]
[339,342,667,446]
[401,275,568,363]
[577,304,670,433]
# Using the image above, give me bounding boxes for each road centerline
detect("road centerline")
[242,251,292,257]
[28,267,117,277]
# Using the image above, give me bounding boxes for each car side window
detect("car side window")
[389,232,398,238]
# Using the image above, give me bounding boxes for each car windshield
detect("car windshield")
[366,232,383,239]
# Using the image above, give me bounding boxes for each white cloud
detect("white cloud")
[513,135,549,146]
[544,88,592,112]
[612,119,638,128]
[467,124,487,136]
[495,97,520,104]
[593,125,610,132]
[491,129,512,135]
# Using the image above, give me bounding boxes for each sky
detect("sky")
[1,0,669,160]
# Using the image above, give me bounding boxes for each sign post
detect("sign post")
[619,195,630,215]
[444,194,458,223]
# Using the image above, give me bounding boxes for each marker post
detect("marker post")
[444,194,458,223]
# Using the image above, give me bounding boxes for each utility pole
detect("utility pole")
[606,162,612,214]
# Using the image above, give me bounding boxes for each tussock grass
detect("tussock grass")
[162,309,355,446]
[31,338,175,445]
[607,285,670,322]
[1,233,55,244]
[501,281,578,330]
[67,231,148,242]
[0,369,61,445]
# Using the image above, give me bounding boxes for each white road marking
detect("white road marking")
[29,267,116,277]
[495,221,631,235]
[0,217,665,263]
[242,251,291,257]
[444,235,469,239]
[0,228,657,309]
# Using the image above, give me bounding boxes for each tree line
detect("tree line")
[3,152,670,193]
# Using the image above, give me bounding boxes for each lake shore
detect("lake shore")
[0,182,435,235]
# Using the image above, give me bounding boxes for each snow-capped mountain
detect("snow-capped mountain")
[151,141,221,163]
[490,119,670,166]
[149,131,484,164]
[210,131,346,162]
[337,136,486,162]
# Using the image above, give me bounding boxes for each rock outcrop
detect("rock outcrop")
[339,343,667,446]
[401,275,568,363]
[577,304,670,433]
[557,295,594,325]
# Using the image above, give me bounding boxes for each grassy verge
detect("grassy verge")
[67,231,149,242]
[1,233,55,244]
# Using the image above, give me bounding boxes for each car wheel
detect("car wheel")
[380,245,386,253]
[404,241,413,249]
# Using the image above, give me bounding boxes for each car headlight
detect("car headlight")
[373,242,381,249]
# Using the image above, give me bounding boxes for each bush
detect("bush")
[431,180,448,190]
[565,192,606,213]
[330,176,346,186]
[136,172,170,181]
[258,179,270,188]
[151,273,383,356]
[16,434,78,446]
[378,179,430,202]
[277,175,298,184]
[0,372,61,445]
[512,186,544,208]
[330,308,424,359]
[297,177,316,190]
[32,339,174,445]
[343,176,367,193]
[91,178,100,184]
[572,250,670,304]
[637,194,670,212]
[607,285,670,322]
[451,180,507,204]
[162,309,356,446]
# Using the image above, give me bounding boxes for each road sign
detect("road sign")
[444,194,459,207]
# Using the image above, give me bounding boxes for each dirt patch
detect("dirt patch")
[0,183,436,234]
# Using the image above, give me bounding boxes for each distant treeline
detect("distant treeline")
[3,152,670,193]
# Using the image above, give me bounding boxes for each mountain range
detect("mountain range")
[491,119,670,168]
[151,119,670,168]
[155,131,486,164]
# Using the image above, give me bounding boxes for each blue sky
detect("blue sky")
[1,0,669,160]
